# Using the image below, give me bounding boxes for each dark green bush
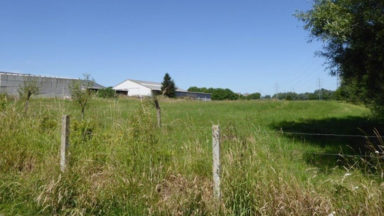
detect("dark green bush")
[97,87,116,98]
[245,92,261,100]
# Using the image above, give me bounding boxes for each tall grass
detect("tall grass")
[0,98,383,215]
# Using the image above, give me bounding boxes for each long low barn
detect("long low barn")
[0,71,104,98]
[113,79,211,101]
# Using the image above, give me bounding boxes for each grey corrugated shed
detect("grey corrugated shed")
[0,71,104,98]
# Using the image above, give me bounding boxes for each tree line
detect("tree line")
[188,87,261,100]
[187,86,357,101]
[272,89,339,100]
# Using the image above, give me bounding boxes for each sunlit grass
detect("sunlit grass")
[0,97,383,215]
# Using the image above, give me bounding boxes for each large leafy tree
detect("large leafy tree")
[297,0,384,115]
[161,73,176,98]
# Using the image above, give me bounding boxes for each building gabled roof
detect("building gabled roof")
[118,79,187,92]
[0,71,105,89]
[0,71,78,80]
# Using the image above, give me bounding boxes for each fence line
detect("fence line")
[279,131,383,139]
[295,151,383,159]
[161,125,383,139]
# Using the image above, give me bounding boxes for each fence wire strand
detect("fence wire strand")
[296,151,383,159]
[161,124,384,158]
[279,131,383,139]
[163,125,383,139]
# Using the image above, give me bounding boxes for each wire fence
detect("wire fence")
[163,124,383,138]
[264,129,384,159]
[161,124,384,159]
[279,148,384,159]
[307,152,383,158]
[278,131,383,139]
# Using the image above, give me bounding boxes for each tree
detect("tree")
[188,86,208,93]
[187,86,239,100]
[270,89,337,101]
[262,95,271,99]
[245,92,261,100]
[214,88,237,100]
[18,77,39,112]
[70,74,94,119]
[297,0,384,116]
[161,73,176,98]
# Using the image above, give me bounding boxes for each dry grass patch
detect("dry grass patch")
[153,174,215,215]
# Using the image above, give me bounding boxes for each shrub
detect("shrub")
[0,93,9,111]
[245,92,261,100]
[18,77,39,112]
[97,87,116,98]
[70,74,94,119]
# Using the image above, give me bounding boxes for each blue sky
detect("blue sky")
[0,0,336,95]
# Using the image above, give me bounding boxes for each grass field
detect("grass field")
[0,98,383,215]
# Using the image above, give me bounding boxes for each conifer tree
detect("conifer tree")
[161,73,176,98]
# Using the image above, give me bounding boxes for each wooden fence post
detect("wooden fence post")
[60,115,70,172]
[212,125,221,200]
[154,97,161,128]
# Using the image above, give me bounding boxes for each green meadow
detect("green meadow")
[0,98,383,215]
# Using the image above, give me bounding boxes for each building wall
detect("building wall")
[0,73,77,98]
[113,79,211,100]
[113,80,152,97]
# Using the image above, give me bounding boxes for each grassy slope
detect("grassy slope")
[0,98,383,215]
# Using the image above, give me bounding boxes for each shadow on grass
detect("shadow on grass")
[270,116,384,172]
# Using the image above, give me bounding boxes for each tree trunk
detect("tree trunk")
[24,92,32,113]
[154,98,161,128]
[81,107,85,120]
[24,99,29,113]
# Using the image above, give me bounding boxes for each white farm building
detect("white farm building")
[113,79,211,101]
